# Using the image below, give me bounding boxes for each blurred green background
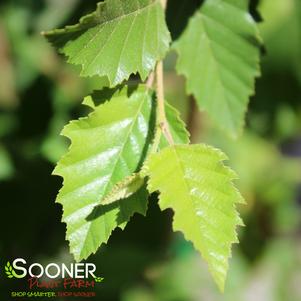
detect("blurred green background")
[0,0,300,300]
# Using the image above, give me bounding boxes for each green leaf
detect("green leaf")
[173,0,261,137]
[160,102,190,148]
[98,100,189,200]
[102,173,145,205]
[99,101,189,205]
[54,85,155,261]
[143,144,244,291]
[43,0,171,86]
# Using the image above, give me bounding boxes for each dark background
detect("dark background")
[0,0,300,300]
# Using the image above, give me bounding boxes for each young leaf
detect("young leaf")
[54,85,155,261]
[102,173,145,205]
[160,102,190,148]
[143,144,244,291]
[173,0,262,137]
[43,0,171,86]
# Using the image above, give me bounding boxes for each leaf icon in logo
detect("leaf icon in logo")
[94,276,104,283]
[4,261,24,279]
[5,262,15,278]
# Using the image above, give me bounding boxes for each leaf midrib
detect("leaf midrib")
[72,3,154,70]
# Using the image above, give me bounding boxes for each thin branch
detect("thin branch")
[160,0,167,10]
[156,61,174,145]
[146,71,155,89]
[150,0,172,148]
